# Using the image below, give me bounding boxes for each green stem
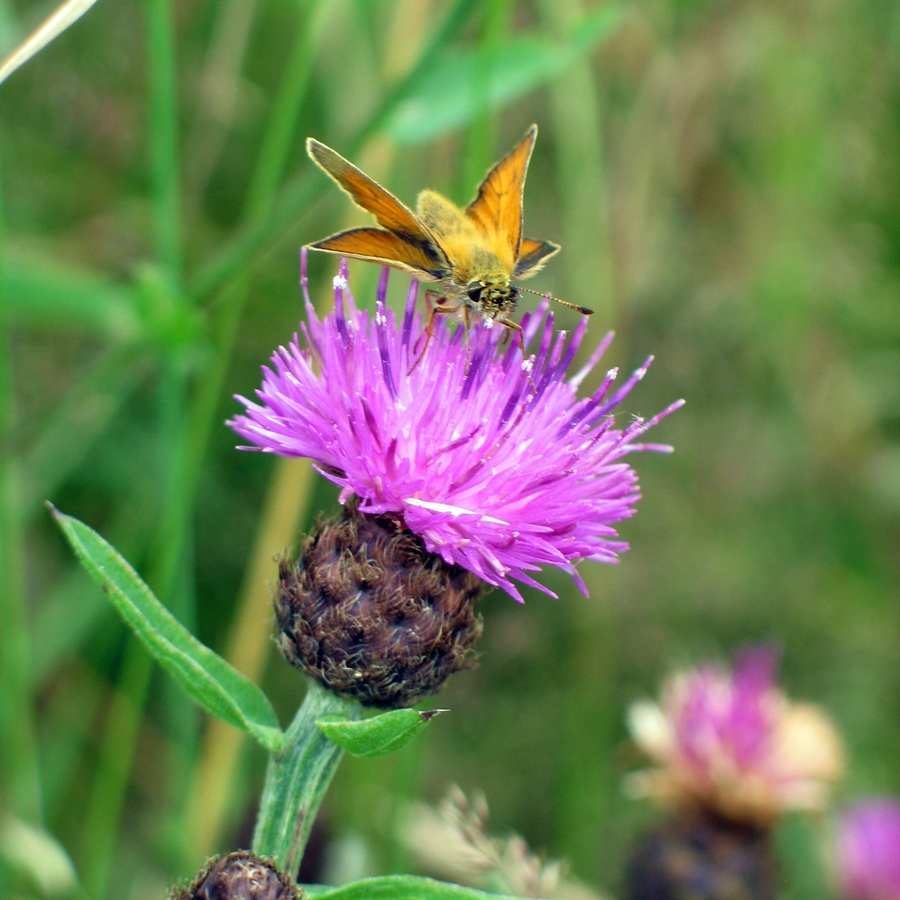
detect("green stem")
[245,0,330,223]
[0,137,41,823]
[147,0,183,282]
[253,681,360,874]
[80,640,154,898]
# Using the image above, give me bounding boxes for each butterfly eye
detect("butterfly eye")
[467,282,485,303]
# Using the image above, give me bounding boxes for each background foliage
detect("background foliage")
[2,0,900,898]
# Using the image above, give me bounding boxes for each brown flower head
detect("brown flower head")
[170,852,302,900]
[276,502,484,708]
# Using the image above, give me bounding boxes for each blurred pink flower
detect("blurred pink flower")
[627,647,844,824]
[836,800,900,900]
[229,253,682,602]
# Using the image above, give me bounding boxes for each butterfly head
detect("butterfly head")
[466,278,519,322]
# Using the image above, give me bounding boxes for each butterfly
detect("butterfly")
[306,124,592,348]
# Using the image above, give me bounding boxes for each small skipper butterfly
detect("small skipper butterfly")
[306,125,592,348]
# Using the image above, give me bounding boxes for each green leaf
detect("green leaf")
[316,708,445,757]
[306,876,524,900]
[50,507,284,752]
[385,6,623,145]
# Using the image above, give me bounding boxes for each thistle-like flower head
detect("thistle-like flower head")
[627,647,845,825]
[170,852,300,900]
[836,800,900,900]
[229,252,681,602]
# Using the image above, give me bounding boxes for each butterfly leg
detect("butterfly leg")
[500,317,524,351]
[498,322,517,347]
[412,290,445,354]
[500,319,535,389]
[462,305,473,373]
[409,291,453,374]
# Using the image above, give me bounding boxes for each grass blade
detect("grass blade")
[0,0,99,87]
[2,255,141,338]
[20,349,150,518]
[385,5,623,145]
[0,812,81,897]
[78,639,152,900]
[536,0,615,324]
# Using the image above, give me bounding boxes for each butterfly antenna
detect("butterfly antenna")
[519,286,593,316]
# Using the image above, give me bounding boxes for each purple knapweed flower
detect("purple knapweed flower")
[836,800,900,900]
[228,252,682,603]
[627,647,844,825]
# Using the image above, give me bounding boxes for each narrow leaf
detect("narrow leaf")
[306,875,523,900]
[0,813,79,897]
[51,507,284,752]
[2,255,141,339]
[0,0,99,86]
[386,6,623,145]
[316,708,445,758]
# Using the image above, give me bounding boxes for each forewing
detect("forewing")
[464,124,537,258]
[514,238,560,278]
[309,228,450,279]
[307,138,438,246]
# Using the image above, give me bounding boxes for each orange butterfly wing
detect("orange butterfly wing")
[307,139,440,249]
[464,124,537,259]
[310,227,451,280]
[514,238,560,278]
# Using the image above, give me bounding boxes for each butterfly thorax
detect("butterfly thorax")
[416,189,518,321]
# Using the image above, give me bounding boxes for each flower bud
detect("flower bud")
[624,808,778,900]
[276,502,483,709]
[171,852,302,900]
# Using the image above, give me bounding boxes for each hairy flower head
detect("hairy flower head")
[229,252,681,602]
[627,647,845,826]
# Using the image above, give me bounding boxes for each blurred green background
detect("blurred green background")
[2,0,900,897]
